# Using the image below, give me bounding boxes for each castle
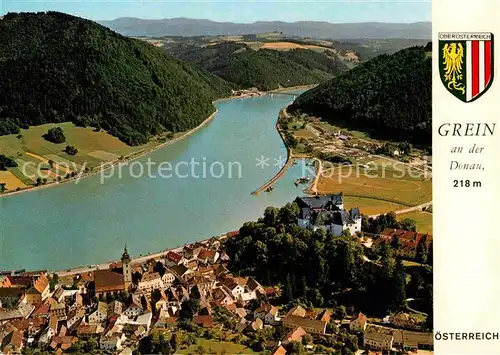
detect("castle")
[294,194,361,236]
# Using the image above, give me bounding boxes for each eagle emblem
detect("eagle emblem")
[439,32,494,103]
[442,43,465,94]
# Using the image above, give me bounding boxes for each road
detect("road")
[368,201,432,219]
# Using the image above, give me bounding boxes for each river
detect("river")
[0,91,316,271]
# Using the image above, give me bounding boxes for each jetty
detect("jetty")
[252,157,294,195]
[252,105,294,195]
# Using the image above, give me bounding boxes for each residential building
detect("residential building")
[282,326,307,345]
[197,249,220,264]
[137,272,164,294]
[164,251,186,267]
[161,272,175,288]
[254,303,280,325]
[124,301,144,319]
[350,312,368,332]
[286,305,306,318]
[50,302,66,321]
[363,330,394,351]
[282,315,327,334]
[24,273,50,306]
[375,229,433,260]
[0,288,24,308]
[0,330,23,354]
[89,302,108,324]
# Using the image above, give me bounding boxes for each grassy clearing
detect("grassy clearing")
[176,339,258,355]
[397,211,433,234]
[315,121,370,140]
[0,122,160,188]
[0,122,155,167]
[344,196,406,216]
[294,128,316,139]
[317,163,432,206]
[260,41,328,51]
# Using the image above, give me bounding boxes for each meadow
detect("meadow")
[316,161,432,209]
[0,123,157,191]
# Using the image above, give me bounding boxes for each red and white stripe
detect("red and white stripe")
[466,40,493,101]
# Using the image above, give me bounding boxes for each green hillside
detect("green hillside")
[290,45,432,145]
[170,42,349,91]
[0,12,231,145]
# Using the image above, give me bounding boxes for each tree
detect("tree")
[416,236,428,264]
[334,305,347,320]
[302,334,313,345]
[390,236,401,250]
[49,273,59,292]
[84,338,98,352]
[179,298,200,321]
[264,207,278,226]
[398,218,417,232]
[390,258,407,310]
[43,127,66,144]
[157,334,171,354]
[288,341,306,354]
[284,273,294,302]
[190,285,201,299]
[138,335,154,354]
[65,145,78,155]
[169,333,178,351]
[427,241,433,266]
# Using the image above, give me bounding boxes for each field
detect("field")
[260,41,329,51]
[176,339,258,355]
[0,122,158,190]
[0,171,27,190]
[344,196,406,216]
[316,162,432,209]
[397,211,433,234]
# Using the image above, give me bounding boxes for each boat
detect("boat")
[265,186,274,192]
[295,176,311,185]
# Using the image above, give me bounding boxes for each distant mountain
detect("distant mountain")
[0,12,231,145]
[169,42,350,91]
[290,45,432,145]
[99,18,431,39]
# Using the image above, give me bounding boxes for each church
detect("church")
[92,247,133,298]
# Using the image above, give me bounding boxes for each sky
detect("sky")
[1,0,431,23]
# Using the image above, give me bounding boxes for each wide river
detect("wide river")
[0,91,316,271]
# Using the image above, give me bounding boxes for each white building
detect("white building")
[138,272,164,294]
[295,195,361,236]
[161,272,176,288]
[89,302,108,324]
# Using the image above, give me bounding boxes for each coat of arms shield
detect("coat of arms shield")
[439,32,494,102]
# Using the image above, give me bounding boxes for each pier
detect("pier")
[251,156,294,195]
[252,105,294,195]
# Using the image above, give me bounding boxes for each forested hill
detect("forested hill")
[169,42,350,91]
[290,45,432,145]
[0,12,231,145]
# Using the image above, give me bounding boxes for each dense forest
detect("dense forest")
[0,12,232,145]
[225,203,433,323]
[168,42,350,91]
[290,45,432,145]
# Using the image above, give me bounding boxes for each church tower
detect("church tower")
[122,246,132,290]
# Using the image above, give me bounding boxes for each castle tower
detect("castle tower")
[122,246,132,290]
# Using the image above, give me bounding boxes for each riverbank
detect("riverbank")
[1,85,315,199]
[0,109,219,199]
[53,231,236,277]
